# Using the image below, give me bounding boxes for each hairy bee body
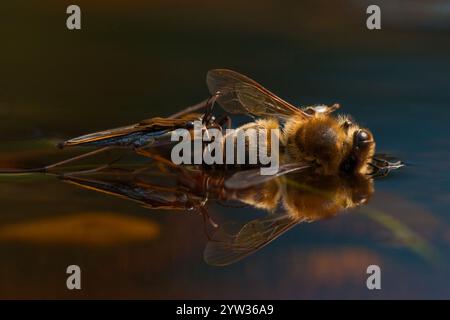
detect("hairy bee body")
[56,68,377,178]
[234,112,375,176]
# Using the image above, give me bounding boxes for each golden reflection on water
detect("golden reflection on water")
[0,212,159,246]
[0,127,446,298]
[1,156,402,268]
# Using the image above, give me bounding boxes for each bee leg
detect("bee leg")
[59,149,128,177]
[44,146,115,172]
[134,147,178,168]
[59,164,110,177]
[373,157,404,170]
[45,147,111,170]
[168,98,209,119]
[216,115,232,130]
[203,115,230,171]
[368,164,390,178]
[202,93,220,126]
[1,146,128,174]
[200,206,218,241]
[372,170,388,178]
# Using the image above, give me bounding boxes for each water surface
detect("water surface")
[0,0,449,299]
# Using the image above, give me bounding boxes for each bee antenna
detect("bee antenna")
[331,103,341,111]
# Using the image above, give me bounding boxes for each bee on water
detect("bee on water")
[54,69,383,182]
[0,69,404,266]
[205,69,376,179]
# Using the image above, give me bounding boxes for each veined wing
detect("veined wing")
[62,173,201,211]
[225,162,311,190]
[207,69,310,120]
[204,213,301,266]
[59,114,201,148]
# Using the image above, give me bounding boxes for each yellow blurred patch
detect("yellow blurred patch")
[0,212,159,246]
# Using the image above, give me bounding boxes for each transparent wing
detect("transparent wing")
[204,213,300,266]
[62,169,201,211]
[60,115,200,148]
[224,162,311,190]
[207,69,310,120]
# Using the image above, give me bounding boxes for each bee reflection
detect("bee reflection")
[204,170,373,266]
[61,161,375,266]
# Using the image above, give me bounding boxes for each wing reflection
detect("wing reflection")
[59,160,377,266]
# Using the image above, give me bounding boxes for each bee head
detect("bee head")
[339,120,376,175]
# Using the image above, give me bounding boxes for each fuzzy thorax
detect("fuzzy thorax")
[283,114,349,174]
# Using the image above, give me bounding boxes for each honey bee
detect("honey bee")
[1,69,402,185]
[52,69,387,182]
[205,69,376,178]
[0,69,404,266]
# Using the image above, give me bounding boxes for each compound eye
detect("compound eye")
[356,130,371,147]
